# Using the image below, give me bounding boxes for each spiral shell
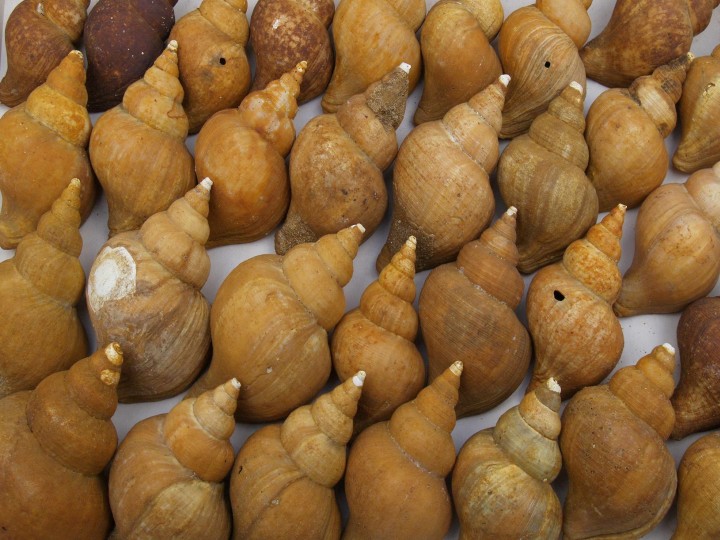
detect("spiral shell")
[109,378,240,539]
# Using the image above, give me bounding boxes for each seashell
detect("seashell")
[188,225,364,422]
[195,62,306,247]
[275,64,409,254]
[0,0,88,106]
[526,205,626,400]
[0,180,87,398]
[230,373,364,539]
[320,0,424,113]
[496,0,591,139]
[89,40,196,236]
[109,378,240,539]
[377,75,508,273]
[0,343,123,539]
[414,0,503,124]
[586,54,693,212]
[169,0,251,134]
[84,0,177,112]
[498,81,598,273]
[580,0,719,88]
[0,50,95,249]
[343,362,463,540]
[674,45,720,173]
[331,238,423,433]
[86,180,213,403]
[250,0,334,103]
[561,344,678,539]
[671,296,720,439]
[453,378,563,539]
[419,208,532,417]
[674,432,720,539]
[614,162,720,317]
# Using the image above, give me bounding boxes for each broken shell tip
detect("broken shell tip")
[399,62,412,74]
[570,81,583,93]
[499,74,511,87]
[105,343,123,366]
[450,361,464,376]
[547,377,561,394]
[353,371,366,387]
[662,343,676,355]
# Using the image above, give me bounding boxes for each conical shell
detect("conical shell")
[498,81,598,273]
[0,0,88,106]
[332,238,423,433]
[0,179,87,398]
[497,0,590,139]
[671,296,720,439]
[452,379,563,540]
[276,65,409,254]
[526,205,626,399]
[614,162,720,317]
[673,432,720,539]
[84,0,177,112]
[586,54,693,212]
[420,208,532,417]
[320,0,424,113]
[170,0,251,133]
[377,75,508,273]
[250,0,334,103]
[230,373,364,539]
[109,378,240,539]
[674,46,720,173]
[414,0,502,124]
[89,40,196,236]
[195,62,306,247]
[0,344,122,539]
[561,344,677,539]
[0,50,95,248]
[343,362,462,540]
[188,225,364,422]
[580,0,718,88]
[86,180,213,402]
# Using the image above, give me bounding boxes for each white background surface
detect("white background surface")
[1,0,719,537]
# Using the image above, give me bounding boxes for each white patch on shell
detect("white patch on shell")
[88,246,137,312]
[272,18,281,29]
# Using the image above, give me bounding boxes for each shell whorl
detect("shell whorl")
[388,361,462,476]
[164,378,240,482]
[24,50,91,148]
[608,343,676,439]
[686,161,720,232]
[280,372,364,486]
[122,40,188,139]
[199,0,250,43]
[562,204,626,303]
[139,179,212,289]
[455,207,524,308]
[493,378,562,482]
[535,0,592,48]
[25,343,123,476]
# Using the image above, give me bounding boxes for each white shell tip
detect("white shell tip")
[406,235,417,247]
[450,361,464,376]
[661,343,676,355]
[353,371,366,387]
[618,203,628,211]
[200,177,213,190]
[69,178,81,188]
[231,378,242,389]
[105,343,123,366]
[547,378,561,393]
[499,74,511,86]
[353,223,366,234]
[167,40,178,51]
[69,50,83,60]
[506,206,518,217]
[399,62,412,74]
[570,81,583,93]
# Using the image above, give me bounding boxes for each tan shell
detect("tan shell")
[377,75,508,273]
[109,379,240,539]
[275,65,409,254]
[188,225,364,422]
[0,0,88,106]
[0,50,95,248]
[230,373,364,539]
[498,81,598,273]
[526,205,626,399]
[86,181,212,402]
[169,0,251,134]
[343,362,463,540]
[321,0,424,113]
[561,344,678,539]
[195,62,306,247]
[89,40,196,236]
[614,162,720,317]
[414,0,503,124]
[419,208,532,417]
[586,54,693,212]
[453,379,563,540]
[0,344,122,539]
[0,180,87,398]
[332,238,423,434]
